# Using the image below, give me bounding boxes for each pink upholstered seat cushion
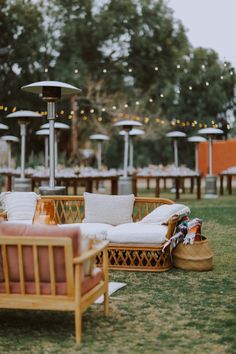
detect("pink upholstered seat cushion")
[0,223,81,283]
[0,268,103,296]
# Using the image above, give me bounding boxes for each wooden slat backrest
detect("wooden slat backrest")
[0,236,74,297]
[40,196,174,224]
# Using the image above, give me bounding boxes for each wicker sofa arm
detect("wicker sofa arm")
[166,215,179,240]
[0,210,7,222]
[73,241,109,265]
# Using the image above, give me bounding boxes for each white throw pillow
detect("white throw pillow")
[83,192,135,226]
[0,192,39,222]
[107,223,168,244]
[140,203,190,225]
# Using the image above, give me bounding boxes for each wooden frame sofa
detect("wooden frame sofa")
[35,196,178,272]
[0,223,109,344]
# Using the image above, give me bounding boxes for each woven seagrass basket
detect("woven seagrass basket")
[172,236,213,271]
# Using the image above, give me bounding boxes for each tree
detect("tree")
[50,0,190,164]
[171,47,236,136]
[0,0,54,154]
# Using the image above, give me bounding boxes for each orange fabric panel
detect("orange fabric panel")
[198,139,236,176]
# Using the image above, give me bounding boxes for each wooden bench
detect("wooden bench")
[35,196,178,272]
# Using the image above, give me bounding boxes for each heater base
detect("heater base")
[204,176,218,198]
[39,186,66,196]
[13,178,32,192]
[118,177,133,195]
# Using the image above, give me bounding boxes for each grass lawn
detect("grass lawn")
[0,195,235,354]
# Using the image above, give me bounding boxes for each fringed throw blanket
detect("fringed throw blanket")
[162,217,202,253]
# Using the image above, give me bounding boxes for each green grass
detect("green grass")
[0,196,236,354]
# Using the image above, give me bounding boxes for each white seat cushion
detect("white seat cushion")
[58,223,114,240]
[6,219,33,224]
[83,192,135,226]
[107,223,168,244]
[58,223,114,275]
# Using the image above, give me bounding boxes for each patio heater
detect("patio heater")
[166,131,186,167]
[40,122,70,171]
[0,123,9,164]
[36,129,49,169]
[198,127,223,198]
[21,81,81,195]
[187,136,206,173]
[0,135,19,169]
[119,128,144,170]
[0,122,8,133]
[6,110,42,191]
[89,134,109,170]
[114,120,142,194]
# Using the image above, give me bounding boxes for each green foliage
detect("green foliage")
[173,48,235,131]
[0,0,50,109]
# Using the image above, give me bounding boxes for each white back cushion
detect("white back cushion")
[83,192,135,226]
[0,192,39,222]
[140,203,190,224]
[107,223,168,244]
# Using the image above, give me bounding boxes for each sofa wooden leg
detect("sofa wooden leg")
[104,290,109,316]
[75,264,82,344]
[103,247,109,316]
[75,309,82,344]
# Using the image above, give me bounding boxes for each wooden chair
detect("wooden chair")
[0,230,109,343]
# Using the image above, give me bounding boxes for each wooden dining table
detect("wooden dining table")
[219,172,236,195]
[132,174,201,200]
[1,171,119,195]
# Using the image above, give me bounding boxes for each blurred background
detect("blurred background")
[0,0,235,170]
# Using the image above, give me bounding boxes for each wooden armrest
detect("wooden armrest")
[73,240,109,265]
[0,210,7,221]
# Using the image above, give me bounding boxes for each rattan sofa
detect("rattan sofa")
[33,196,178,272]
